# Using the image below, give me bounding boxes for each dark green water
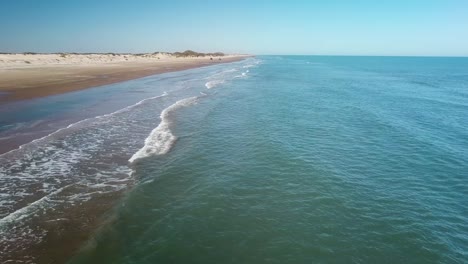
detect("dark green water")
[67,56,468,263]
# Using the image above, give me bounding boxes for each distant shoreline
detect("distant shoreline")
[0,52,251,102]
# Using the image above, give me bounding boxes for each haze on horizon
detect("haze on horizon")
[1,0,467,56]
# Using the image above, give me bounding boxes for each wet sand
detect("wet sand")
[0,55,249,102]
[1,182,132,264]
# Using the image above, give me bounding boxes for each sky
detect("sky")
[1,0,468,56]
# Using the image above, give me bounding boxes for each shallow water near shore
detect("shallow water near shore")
[0,60,254,263]
[2,56,468,263]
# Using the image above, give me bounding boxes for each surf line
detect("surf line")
[129,96,199,163]
[0,92,168,159]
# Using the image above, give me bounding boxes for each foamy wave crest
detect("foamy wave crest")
[129,96,198,163]
[0,92,168,159]
[205,80,225,89]
[0,185,71,227]
[234,70,250,78]
[242,60,262,69]
[0,91,168,229]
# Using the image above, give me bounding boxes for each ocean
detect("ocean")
[1,56,467,263]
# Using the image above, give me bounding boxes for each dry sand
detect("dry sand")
[0,53,250,102]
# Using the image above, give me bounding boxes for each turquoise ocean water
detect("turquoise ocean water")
[1,56,467,263]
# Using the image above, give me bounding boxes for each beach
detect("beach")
[2,1,467,263]
[0,53,249,102]
[0,57,255,264]
[1,56,468,263]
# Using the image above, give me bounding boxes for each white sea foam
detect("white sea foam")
[234,70,250,79]
[0,92,168,225]
[243,64,255,68]
[128,96,198,163]
[0,185,70,227]
[203,59,261,89]
[0,92,168,159]
[205,80,225,89]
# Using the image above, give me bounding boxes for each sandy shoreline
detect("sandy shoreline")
[0,54,253,263]
[0,53,250,102]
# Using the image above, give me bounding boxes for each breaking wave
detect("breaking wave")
[205,80,225,89]
[129,96,199,163]
[0,56,261,263]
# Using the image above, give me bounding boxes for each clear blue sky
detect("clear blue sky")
[1,0,467,56]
